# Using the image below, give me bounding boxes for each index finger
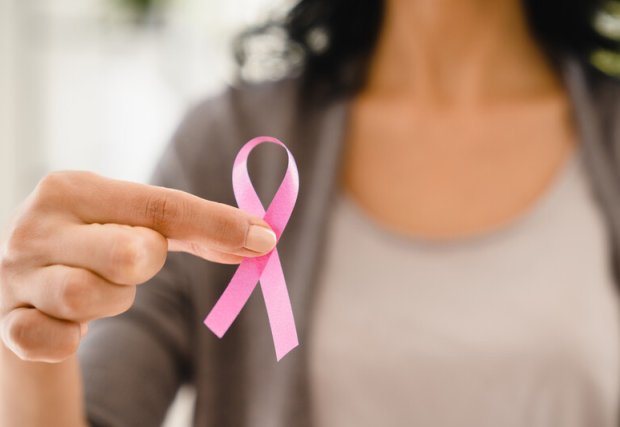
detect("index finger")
[42,171,277,256]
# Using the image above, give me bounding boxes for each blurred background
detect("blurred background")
[0,0,291,425]
[0,0,293,226]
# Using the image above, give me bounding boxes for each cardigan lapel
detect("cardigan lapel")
[562,54,620,290]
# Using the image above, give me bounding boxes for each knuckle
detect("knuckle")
[2,216,41,261]
[109,230,164,284]
[109,286,136,317]
[143,230,168,268]
[144,194,180,231]
[2,231,22,259]
[31,172,70,209]
[5,314,37,360]
[0,249,16,276]
[109,235,144,283]
[3,311,79,362]
[30,171,95,212]
[56,329,80,359]
[213,213,246,251]
[0,261,17,314]
[58,272,90,318]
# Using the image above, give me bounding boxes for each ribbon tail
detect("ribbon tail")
[204,257,264,338]
[260,249,299,361]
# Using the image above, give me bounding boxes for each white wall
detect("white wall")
[0,0,17,226]
[0,0,291,226]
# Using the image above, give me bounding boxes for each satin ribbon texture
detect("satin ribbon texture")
[204,136,299,361]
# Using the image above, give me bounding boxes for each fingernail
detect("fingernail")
[245,225,277,253]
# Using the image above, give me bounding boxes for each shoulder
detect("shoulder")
[151,78,306,199]
[179,77,303,139]
[563,54,620,127]
[589,73,620,128]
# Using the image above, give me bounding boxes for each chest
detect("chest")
[342,98,576,239]
[310,159,620,425]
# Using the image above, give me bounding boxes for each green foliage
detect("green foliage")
[591,49,620,76]
[111,0,169,22]
[591,1,620,76]
[594,0,620,41]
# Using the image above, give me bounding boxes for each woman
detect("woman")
[1,0,619,425]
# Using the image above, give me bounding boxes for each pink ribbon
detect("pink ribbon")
[204,136,299,361]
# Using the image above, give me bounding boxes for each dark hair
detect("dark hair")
[235,0,609,102]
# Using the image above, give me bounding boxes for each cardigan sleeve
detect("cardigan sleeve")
[79,253,195,427]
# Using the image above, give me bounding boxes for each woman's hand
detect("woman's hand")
[0,171,276,363]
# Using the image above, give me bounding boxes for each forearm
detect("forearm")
[0,343,87,427]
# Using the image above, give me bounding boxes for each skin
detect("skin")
[344,0,576,239]
[0,0,576,425]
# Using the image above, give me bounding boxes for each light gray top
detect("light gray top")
[79,55,620,427]
[310,148,620,427]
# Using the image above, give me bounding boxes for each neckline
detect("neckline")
[337,144,582,250]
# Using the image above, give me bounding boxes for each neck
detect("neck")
[364,0,561,106]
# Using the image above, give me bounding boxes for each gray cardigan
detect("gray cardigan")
[80,54,620,427]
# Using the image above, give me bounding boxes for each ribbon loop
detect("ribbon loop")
[204,136,299,361]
